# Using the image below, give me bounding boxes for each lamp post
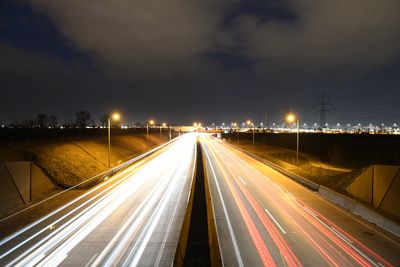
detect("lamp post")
[286,113,299,169]
[161,122,166,138]
[147,119,155,146]
[108,112,121,168]
[232,122,237,144]
[246,120,254,151]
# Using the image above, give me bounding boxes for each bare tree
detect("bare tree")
[48,115,58,128]
[75,110,91,128]
[22,119,35,128]
[99,114,108,127]
[36,113,48,128]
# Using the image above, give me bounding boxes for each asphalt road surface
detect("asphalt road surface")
[201,134,400,267]
[0,133,196,267]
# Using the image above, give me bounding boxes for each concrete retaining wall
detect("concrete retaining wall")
[0,161,56,216]
[0,163,25,215]
[347,164,400,220]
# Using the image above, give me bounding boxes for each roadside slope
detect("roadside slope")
[0,134,169,187]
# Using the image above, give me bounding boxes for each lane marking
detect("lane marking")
[202,143,244,267]
[331,227,353,244]
[6,137,194,266]
[264,208,287,235]
[238,176,247,186]
[84,253,98,267]
[296,202,378,267]
[303,206,318,218]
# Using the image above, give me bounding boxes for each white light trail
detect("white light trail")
[2,134,197,267]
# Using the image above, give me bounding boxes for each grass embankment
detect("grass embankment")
[224,133,400,192]
[227,139,358,192]
[0,134,169,188]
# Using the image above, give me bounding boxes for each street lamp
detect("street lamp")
[147,119,155,145]
[108,112,121,168]
[160,122,167,137]
[246,120,255,151]
[286,113,299,169]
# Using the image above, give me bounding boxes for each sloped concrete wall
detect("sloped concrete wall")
[0,163,25,215]
[0,162,55,217]
[31,163,55,201]
[4,162,30,203]
[373,165,399,208]
[347,164,400,220]
[379,171,400,219]
[347,165,373,204]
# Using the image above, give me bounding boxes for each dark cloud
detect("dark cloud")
[232,0,400,80]
[25,0,400,80]
[1,0,399,124]
[24,0,229,78]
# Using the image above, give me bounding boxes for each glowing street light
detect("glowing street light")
[286,113,299,169]
[111,113,121,121]
[147,119,155,145]
[246,120,255,151]
[160,122,167,137]
[231,122,240,144]
[108,112,121,168]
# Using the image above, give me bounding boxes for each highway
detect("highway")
[201,134,400,267]
[0,133,197,267]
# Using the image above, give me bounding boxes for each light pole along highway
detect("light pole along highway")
[147,119,155,146]
[246,120,255,151]
[108,112,121,168]
[286,113,299,169]
[161,122,167,137]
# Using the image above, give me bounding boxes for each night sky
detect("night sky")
[1,0,400,125]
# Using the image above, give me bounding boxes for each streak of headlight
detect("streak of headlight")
[96,141,192,266]
[6,134,196,266]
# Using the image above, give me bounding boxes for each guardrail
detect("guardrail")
[227,144,319,191]
[88,136,180,187]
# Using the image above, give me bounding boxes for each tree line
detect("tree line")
[6,111,113,129]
